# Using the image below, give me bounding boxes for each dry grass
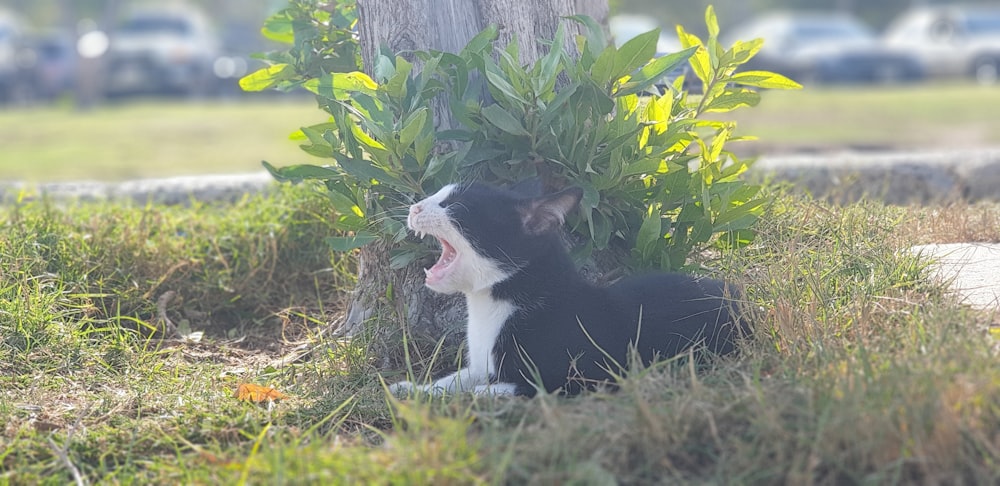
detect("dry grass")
[2,187,999,484]
[902,201,1000,245]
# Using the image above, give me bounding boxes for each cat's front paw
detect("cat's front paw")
[388,380,417,397]
[472,383,519,396]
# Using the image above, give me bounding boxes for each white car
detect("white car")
[884,5,1000,85]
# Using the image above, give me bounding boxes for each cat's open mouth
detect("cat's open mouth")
[424,237,457,285]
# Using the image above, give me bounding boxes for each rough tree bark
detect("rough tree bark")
[346,0,608,364]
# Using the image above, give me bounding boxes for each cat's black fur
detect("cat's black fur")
[393,181,748,397]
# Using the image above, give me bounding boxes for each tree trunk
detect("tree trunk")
[346,0,608,365]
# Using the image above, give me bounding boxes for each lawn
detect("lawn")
[722,83,1000,155]
[2,183,999,484]
[1,83,999,183]
[0,98,325,182]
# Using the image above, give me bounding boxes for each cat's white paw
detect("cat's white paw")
[472,383,519,396]
[388,380,446,397]
[388,380,418,397]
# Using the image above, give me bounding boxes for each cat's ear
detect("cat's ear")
[518,187,583,235]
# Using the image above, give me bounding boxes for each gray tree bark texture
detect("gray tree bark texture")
[347,0,608,365]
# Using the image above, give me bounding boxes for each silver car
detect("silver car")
[884,5,1000,85]
[105,4,219,96]
[725,12,923,85]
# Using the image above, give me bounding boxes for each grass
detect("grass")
[2,182,999,484]
[0,98,325,182]
[1,83,1000,183]
[720,82,1000,155]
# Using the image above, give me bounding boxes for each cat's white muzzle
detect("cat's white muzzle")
[408,185,466,293]
[408,184,512,295]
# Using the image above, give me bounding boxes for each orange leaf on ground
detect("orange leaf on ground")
[235,383,290,402]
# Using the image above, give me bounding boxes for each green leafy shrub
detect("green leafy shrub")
[243,2,800,271]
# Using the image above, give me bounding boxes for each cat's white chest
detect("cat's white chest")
[464,291,515,378]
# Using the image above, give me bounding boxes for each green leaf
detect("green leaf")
[389,247,423,269]
[589,209,613,250]
[261,161,339,183]
[418,53,443,91]
[728,38,764,65]
[614,29,659,79]
[239,64,290,92]
[350,123,389,156]
[704,88,761,112]
[705,5,720,39]
[676,26,710,85]
[731,70,803,90]
[374,53,395,83]
[713,197,769,231]
[327,233,378,252]
[423,152,456,181]
[449,96,480,129]
[636,208,662,258]
[385,56,412,98]
[482,104,530,137]
[623,157,667,177]
[398,108,428,150]
[462,24,499,57]
[616,46,696,97]
[691,217,713,244]
[317,71,379,100]
[591,45,618,84]
[296,125,337,158]
[483,60,529,104]
[331,153,398,186]
[535,23,566,94]
[352,93,392,129]
[414,131,435,166]
[261,15,294,44]
[539,81,579,128]
[645,93,671,135]
[565,14,608,59]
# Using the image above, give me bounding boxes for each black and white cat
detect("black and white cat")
[390,182,747,397]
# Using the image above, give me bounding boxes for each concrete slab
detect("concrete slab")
[911,243,1000,311]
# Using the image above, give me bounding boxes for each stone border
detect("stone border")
[3,148,999,206]
[0,172,277,206]
[752,148,1000,204]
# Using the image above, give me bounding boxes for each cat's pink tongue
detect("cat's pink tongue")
[425,238,457,284]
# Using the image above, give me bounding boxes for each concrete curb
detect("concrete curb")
[2,148,999,206]
[0,171,277,205]
[753,148,1000,204]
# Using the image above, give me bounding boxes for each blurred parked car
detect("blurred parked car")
[725,12,923,85]
[0,9,37,104]
[105,4,219,97]
[26,31,77,100]
[884,5,1000,85]
[609,14,694,92]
